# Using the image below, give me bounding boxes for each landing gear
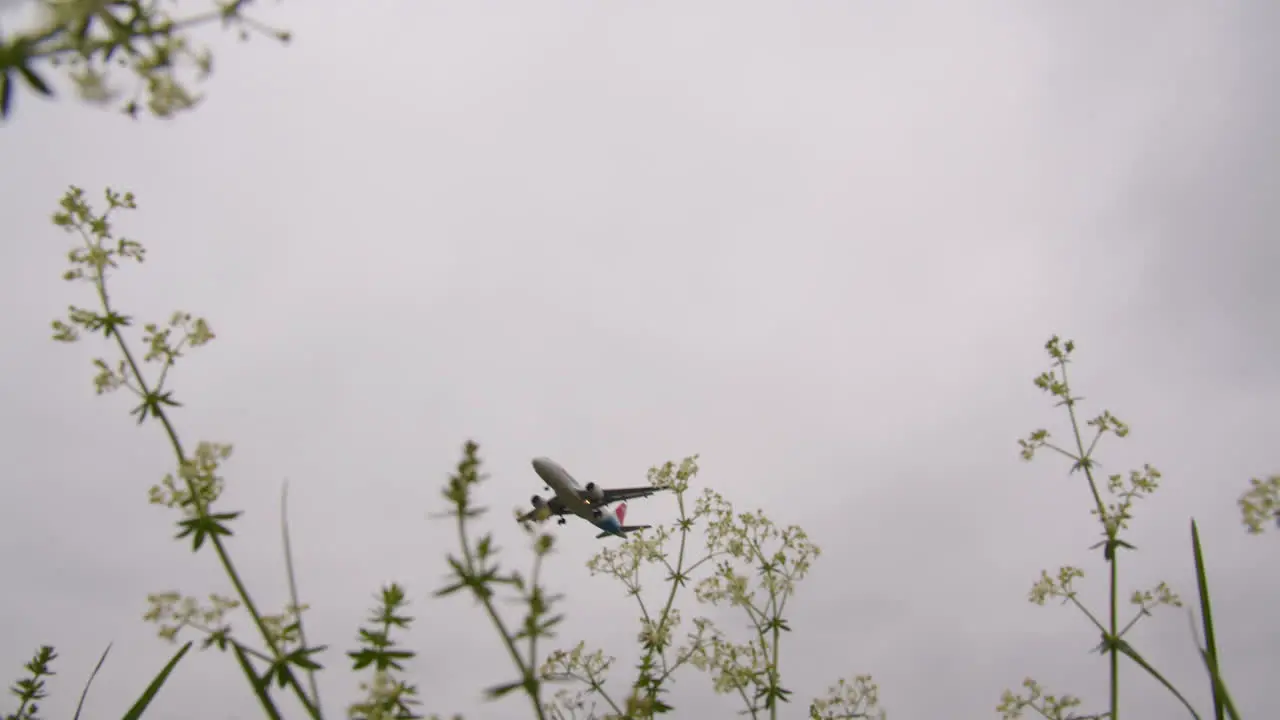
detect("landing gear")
[557,517,567,526]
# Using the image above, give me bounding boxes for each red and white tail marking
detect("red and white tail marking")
[616,502,627,525]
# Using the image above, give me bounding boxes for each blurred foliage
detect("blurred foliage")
[1239,475,1280,534]
[0,0,289,120]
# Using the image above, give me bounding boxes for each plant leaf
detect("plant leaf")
[175,511,240,551]
[1,72,12,118]
[484,679,523,699]
[1112,639,1200,720]
[120,641,191,720]
[1192,519,1231,720]
[1197,647,1242,720]
[72,641,112,720]
[18,65,51,96]
[280,479,323,712]
[232,642,284,720]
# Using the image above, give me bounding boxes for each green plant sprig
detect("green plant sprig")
[691,487,826,719]
[5,646,56,720]
[996,678,1101,720]
[48,185,324,718]
[1008,336,1235,720]
[434,441,561,720]
[0,0,290,120]
[1238,475,1280,534]
[346,584,427,720]
[6,642,186,720]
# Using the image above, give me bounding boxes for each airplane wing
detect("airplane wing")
[601,486,667,504]
[517,497,567,524]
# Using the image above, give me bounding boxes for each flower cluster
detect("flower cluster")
[997,678,1094,720]
[148,441,234,515]
[1239,474,1280,534]
[808,675,886,720]
[1027,566,1085,606]
[143,592,240,646]
[1093,465,1161,534]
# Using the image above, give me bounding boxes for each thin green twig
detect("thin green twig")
[281,479,324,715]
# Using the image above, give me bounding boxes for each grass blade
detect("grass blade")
[120,641,192,720]
[1197,648,1242,720]
[1191,520,1227,720]
[1113,641,1201,720]
[72,641,112,720]
[232,641,284,720]
[281,478,323,715]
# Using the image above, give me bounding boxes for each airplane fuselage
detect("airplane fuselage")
[531,457,627,535]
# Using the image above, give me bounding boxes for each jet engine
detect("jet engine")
[584,482,605,503]
[531,495,546,510]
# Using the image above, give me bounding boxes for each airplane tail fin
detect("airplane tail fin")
[616,502,627,525]
[596,524,651,539]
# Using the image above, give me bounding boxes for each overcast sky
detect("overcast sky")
[1,1,1276,718]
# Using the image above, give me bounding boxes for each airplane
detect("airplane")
[518,457,668,538]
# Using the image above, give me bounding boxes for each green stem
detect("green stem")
[734,684,758,719]
[88,260,319,718]
[1059,363,1108,521]
[281,481,323,713]
[454,511,545,720]
[577,672,623,718]
[636,491,694,700]
[527,550,545,677]
[1042,442,1085,464]
[742,534,785,720]
[1067,595,1108,636]
[1110,552,1120,719]
[768,628,781,720]
[152,335,188,392]
[1059,358,1119,720]
[1116,607,1150,639]
[29,4,273,61]
[681,553,719,576]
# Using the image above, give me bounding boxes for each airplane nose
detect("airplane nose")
[531,457,552,474]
